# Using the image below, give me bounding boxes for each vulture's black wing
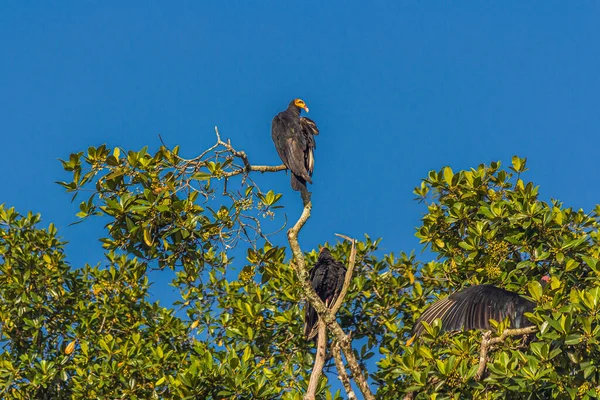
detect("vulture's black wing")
[299,117,319,177]
[271,113,312,189]
[304,260,326,340]
[412,284,535,337]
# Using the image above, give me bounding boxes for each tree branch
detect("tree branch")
[287,203,375,400]
[305,235,357,400]
[332,340,357,400]
[305,321,327,400]
[156,128,290,248]
[223,163,287,177]
[331,233,356,313]
[403,326,538,399]
[335,327,374,400]
[214,127,287,177]
[475,326,537,380]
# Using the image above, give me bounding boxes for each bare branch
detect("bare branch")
[222,164,288,178]
[330,315,374,398]
[305,235,357,400]
[305,321,327,400]
[331,234,356,314]
[287,204,375,400]
[286,202,313,279]
[332,340,357,400]
[157,127,293,249]
[215,127,287,177]
[475,331,493,381]
[475,326,537,380]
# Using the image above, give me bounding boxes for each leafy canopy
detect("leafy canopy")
[1,142,599,400]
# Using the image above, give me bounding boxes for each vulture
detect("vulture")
[304,248,346,341]
[271,99,319,205]
[412,276,549,338]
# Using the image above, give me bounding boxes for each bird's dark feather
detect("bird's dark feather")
[271,101,319,194]
[304,248,346,340]
[412,284,536,337]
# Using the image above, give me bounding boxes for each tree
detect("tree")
[1,127,599,399]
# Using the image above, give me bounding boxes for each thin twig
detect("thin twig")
[332,340,357,400]
[215,127,287,177]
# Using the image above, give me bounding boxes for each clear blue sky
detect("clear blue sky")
[1,0,599,369]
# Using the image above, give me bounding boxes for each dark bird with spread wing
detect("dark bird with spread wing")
[304,248,346,341]
[411,276,549,338]
[271,99,319,205]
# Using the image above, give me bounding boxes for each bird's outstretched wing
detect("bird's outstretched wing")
[412,285,535,337]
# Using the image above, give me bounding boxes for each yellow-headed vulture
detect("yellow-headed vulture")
[271,99,319,205]
[304,248,346,341]
[412,276,549,337]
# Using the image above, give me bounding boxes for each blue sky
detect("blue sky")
[1,0,599,389]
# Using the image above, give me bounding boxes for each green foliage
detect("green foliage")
[378,157,600,399]
[2,145,600,399]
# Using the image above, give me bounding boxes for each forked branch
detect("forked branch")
[165,130,374,399]
[403,325,538,399]
[475,326,538,380]
[287,203,374,400]
[155,128,289,249]
[305,234,357,399]
[213,127,287,177]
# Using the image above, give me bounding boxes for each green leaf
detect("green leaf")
[143,226,153,246]
[443,166,454,186]
[564,334,581,345]
[191,172,212,181]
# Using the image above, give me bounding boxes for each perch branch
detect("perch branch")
[403,326,537,399]
[223,163,287,177]
[161,127,286,174]
[475,326,537,380]
[332,340,357,400]
[157,128,289,248]
[287,203,375,400]
[214,127,287,177]
[305,235,357,399]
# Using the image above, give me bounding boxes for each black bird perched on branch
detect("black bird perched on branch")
[411,276,549,338]
[304,248,346,341]
[271,99,319,205]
